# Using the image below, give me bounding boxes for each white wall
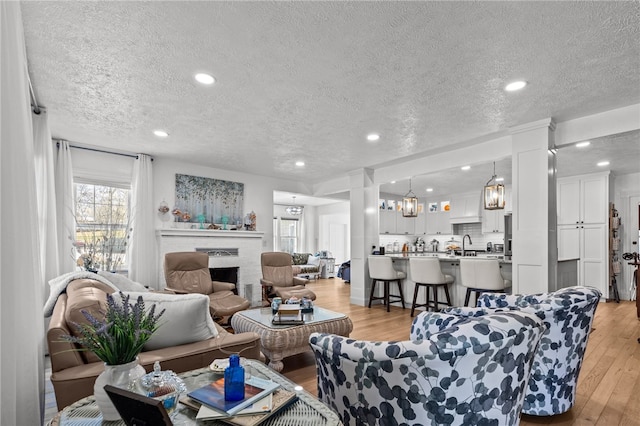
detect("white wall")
[317,201,350,264]
[614,172,640,300]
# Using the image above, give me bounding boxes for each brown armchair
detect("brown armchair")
[164,251,250,324]
[260,252,317,304]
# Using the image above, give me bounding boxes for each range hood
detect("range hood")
[450,215,482,224]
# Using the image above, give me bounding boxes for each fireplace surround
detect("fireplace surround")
[156,229,264,307]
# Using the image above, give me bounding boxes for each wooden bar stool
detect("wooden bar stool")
[459,258,510,306]
[409,257,454,316]
[367,256,406,312]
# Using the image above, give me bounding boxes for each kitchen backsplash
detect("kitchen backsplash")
[379,223,504,253]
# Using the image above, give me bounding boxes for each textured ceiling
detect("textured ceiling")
[21,1,640,193]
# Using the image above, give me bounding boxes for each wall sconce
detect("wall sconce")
[484,162,505,210]
[402,178,418,217]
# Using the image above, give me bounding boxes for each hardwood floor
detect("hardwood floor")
[280,278,640,426]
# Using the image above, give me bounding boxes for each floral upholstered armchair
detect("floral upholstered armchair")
[419,286,602,416]
[310,311,545,426]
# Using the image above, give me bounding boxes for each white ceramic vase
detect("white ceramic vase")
[94,358,146,421]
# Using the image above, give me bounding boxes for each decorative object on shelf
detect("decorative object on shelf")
[484,161,506,210]
[222,215,229,230]
[249,211,256,231]
[171,207,182,222]
[197,213,206,229]
[61,292,165,420]
[402,178,418,217]
[285,196,303,216]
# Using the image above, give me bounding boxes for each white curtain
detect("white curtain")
[128,154,157,287]
[0,2,45,424]
[55,140,76,273]
[33,111,60,299]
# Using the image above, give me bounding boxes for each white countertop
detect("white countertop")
[384,253,510,263]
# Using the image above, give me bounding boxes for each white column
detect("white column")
[348,169,379,306]
[510,119,558,294]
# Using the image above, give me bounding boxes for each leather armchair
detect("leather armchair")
[164,251,250,324]
[310,310,545,425]
[260,252,316,304]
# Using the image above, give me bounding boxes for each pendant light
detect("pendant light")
[484,162,505,210]
[285,196,304,215]
[402,178,418,217]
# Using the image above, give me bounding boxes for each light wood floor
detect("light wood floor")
[279,278,640,426]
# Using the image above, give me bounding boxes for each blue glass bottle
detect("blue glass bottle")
[224,354,245,401]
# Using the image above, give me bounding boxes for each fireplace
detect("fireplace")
[156,228,264,307]
[210,267,239,294]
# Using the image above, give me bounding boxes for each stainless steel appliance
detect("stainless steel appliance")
[504,213,513,259]
[494,243,504,253]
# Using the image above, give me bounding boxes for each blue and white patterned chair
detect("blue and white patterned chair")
[422,286,601,416]
[310,311,545,426]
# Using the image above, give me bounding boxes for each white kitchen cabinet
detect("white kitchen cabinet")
[557,172,608,295]
[557,223,607,293]
[557,173,608,225]
[414,211,427,235]
[396,214,415,235]
[379,209,396,234]
[426,209,451,235]
[482,209,505,233]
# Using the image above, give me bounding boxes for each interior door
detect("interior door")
[329,223,347,264]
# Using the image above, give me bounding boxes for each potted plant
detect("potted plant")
[63,292,165,420]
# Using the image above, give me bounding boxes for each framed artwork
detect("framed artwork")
[428,202,438,213]
[441,201,450,212]
[175,174,244,225]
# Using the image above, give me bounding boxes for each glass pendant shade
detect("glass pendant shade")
[402,178,418,217]
[285,196,304,215]
[285,205,303,215]
[484,162,505,210]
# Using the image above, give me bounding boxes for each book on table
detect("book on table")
[182,389,299,426]
[272,304,304,325]
[186,376,280,416]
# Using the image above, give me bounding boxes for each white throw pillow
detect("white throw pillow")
[120,292,218,351]
[307,255,321,266]
[99,271,149,293]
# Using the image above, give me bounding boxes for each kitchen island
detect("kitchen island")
[379,253,578,311]
[381,253,512,309]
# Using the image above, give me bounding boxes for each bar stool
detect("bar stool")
[409,257,454,316]
[368,256,406,312]
[459,258,510,306]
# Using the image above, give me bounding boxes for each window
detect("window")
[273,217,299,254]
[74,181,130,272]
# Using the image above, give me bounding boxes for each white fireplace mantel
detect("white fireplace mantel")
[156,229,265,306]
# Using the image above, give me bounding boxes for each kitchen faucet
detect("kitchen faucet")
[462,234,472,256]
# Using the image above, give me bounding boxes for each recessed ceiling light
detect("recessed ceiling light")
[496,177,504,182]
[295,161,305,167]
[597,161,610,167]
[505,81,527,92]
[426,188,434,192]
[390,181,396,184]
[153,130,169,137]
[576,141,591,148]
[461,165,471,171]
[195,73,215,85]
[367,133,380,142]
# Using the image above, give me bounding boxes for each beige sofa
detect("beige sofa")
[47,278,261,410]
